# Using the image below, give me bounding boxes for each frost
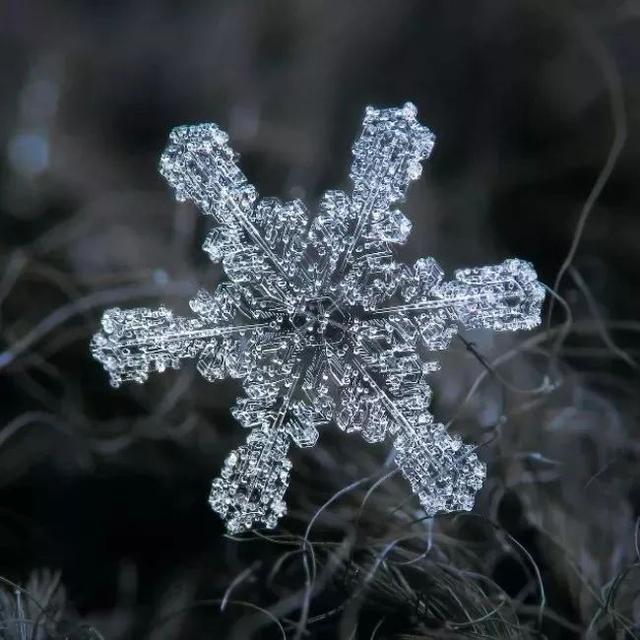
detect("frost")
[91,103,545,534]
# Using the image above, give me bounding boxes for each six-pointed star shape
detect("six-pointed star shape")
[91,103,545,534]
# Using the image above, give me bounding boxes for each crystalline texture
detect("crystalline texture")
[91,103,545,534]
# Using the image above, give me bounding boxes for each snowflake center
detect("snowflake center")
[286,298,349,346]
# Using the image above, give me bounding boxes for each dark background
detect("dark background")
[1,1,640,638]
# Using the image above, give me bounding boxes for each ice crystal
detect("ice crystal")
[91,103,545,534]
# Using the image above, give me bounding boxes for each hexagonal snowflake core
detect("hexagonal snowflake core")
[91,103,544,533]
[283,300,348,346]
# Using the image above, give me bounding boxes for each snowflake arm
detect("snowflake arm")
[333,313,484,513]
[90,306,207,386]
[337,350,485,513]
[90,283,280,387]
[159,124,310,301]
[209,351,330,533]
[374,258,545,333]
[340,103,435,272]
[209,364,302,534]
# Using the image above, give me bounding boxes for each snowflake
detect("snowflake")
[91,103,545,534]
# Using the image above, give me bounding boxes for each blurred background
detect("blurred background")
[1,1,640,638]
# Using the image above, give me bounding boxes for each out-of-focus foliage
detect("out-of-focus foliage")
[0,570,103,639]
[1,0,639,638]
